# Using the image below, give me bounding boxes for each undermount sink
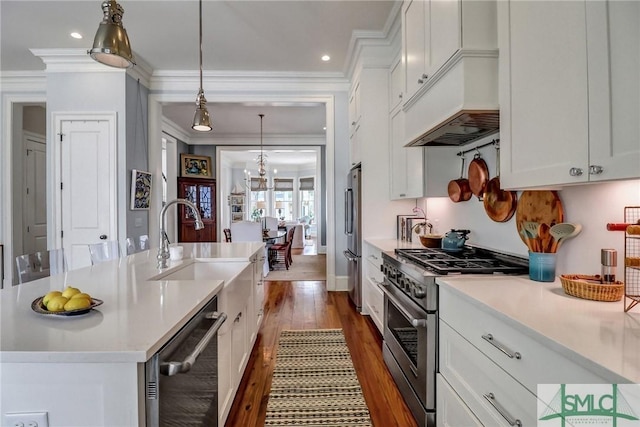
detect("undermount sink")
[148,261,248,283]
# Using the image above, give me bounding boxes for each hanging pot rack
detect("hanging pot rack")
[456,139,499,157]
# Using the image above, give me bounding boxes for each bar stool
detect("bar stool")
[15,248,67,284]
[88,241,121,265]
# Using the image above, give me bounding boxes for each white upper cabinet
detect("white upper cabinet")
[390,107,426,199]
[403,0,460,103]
[586,1,640,182]
[389,56,404,111]
[349,81,362,166]
[499,0,640,188]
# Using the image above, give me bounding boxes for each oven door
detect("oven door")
[381,280,436,412]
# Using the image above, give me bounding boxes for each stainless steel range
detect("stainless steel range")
[380,246,528,427]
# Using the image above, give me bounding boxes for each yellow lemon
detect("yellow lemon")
[47,296,69,312]
[64,297,91,311]
[42,291,62,307]
[71,293,92,301]
[61,286,81,299]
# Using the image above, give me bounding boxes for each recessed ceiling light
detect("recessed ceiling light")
[323,126,327,131]
[70,32,83,39]
[321,55,330,62]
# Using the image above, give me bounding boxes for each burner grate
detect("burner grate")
[395,247,528,275]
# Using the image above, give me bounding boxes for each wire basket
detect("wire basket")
[560,274,624,302]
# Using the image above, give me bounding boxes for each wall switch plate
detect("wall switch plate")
[135,217,142,227]
[3,412,48,427]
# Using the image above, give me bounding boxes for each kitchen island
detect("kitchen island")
[0,242,264,426]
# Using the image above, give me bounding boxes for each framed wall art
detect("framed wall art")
[130,169,152,210]
[181,153,212,178]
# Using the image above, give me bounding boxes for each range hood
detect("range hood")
[404,109,500,147]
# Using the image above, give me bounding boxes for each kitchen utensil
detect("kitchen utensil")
[523,221,540,252]
[537,223,551,253]
[483,145,517,222]
[441,229,470,252]
[448,156,472,203]
[468,151,489,199]
[515,190,564,249]
[519,228,535,252]
[549,223,582,253]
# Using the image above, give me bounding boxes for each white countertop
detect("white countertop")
[365,238,425,253]
[437,275,640,383]
[0,242,263,364]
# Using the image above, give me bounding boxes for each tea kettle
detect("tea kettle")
[441,229,470,252]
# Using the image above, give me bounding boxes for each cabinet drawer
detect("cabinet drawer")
[437,374,483,427]
[440,321,540,426]
[440,286,611,393]
[365,277,384,333]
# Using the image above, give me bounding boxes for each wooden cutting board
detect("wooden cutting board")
[515,190,564,245]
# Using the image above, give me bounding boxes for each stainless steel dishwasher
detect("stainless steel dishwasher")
[145,296,227,426]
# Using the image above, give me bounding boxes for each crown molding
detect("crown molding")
[29,48,152,87]
[0,72,46,93]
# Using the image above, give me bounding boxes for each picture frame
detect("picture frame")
[130,169,152,210]
[181,153,212,178]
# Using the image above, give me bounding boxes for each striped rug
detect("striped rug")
[264,329,372,426]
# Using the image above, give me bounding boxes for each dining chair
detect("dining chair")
[223,228,232,242]
[138,234,149,250]
[88,241,121,265]
[15,248,67,284]
[269,227,295,270]
[125,237,137,255]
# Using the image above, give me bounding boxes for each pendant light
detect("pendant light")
[192,0,212,132]
[256,114,276,190]
[88,0,135,68]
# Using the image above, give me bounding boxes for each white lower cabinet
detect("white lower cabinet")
[437,285,617,426]
[362,242,384,333]
[436,374,482,427]
[439,320,538,426]
[217,256,261,426]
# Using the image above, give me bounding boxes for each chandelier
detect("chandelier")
[245,114,276,191]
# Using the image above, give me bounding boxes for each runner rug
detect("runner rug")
[264,329,373,426]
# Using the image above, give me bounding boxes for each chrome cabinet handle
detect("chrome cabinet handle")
[589,165,604,175]
[569,167,583,176]
[160,311,227,376]
[483,393,522,427]
[482,334,521,360]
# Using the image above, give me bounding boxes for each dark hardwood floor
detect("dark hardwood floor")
[224,280,418,427]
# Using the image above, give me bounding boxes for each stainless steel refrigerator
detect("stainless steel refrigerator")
[344,164,362,311]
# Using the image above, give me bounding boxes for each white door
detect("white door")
[23,133,47,255]
[57,117,117,270]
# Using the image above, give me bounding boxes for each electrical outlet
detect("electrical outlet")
[3,412,48,427]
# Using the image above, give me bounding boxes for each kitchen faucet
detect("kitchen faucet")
[157,198,205,268]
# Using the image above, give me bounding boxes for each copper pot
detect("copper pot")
[468,152,489,198]
[448,156,472,203]
[483,146,517,222]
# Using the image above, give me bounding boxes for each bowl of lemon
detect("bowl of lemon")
[31,286,103,317]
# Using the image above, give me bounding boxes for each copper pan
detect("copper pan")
[483,146,517,222]
[468,152,489,199]
[448,156,472,203]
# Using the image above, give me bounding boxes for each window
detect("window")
[299,177,314,222]
[273,178,294,220]
[249,178,267,221]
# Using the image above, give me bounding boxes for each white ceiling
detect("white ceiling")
[1,0,396,156]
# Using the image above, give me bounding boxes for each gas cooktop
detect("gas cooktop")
[395,247,528,275]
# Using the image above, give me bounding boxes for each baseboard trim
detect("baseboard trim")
[334,275,348,292]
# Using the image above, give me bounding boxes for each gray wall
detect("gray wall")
[125,76,150,243]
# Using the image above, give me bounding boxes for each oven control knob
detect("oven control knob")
[413,286,426,299]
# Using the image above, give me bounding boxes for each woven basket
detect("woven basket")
[560,274,624,302]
